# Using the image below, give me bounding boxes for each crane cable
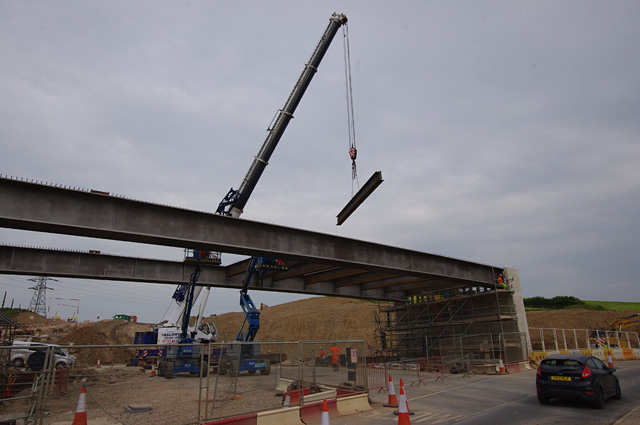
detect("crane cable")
[342,23,359,196]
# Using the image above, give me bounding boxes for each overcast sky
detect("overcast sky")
[1,1,639,323]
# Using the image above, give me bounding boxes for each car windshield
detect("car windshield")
[541,359,582,367]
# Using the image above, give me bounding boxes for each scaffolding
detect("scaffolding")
[375,283,523,361]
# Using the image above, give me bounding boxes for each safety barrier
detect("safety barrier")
[530,349,638,364]
[359,362,387,391]
[416,356,444,383]
[387,359,420,387]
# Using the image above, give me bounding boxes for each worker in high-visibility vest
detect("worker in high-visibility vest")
[318,347,327,367]
[328,343,341,371]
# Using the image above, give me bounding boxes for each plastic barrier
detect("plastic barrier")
[611,348,624,361]
[257,407,302,425]
[336,393,371,416]
[529,351,547,364]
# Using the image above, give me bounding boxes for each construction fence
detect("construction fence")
[0,340,369,425]
[529,327,640,364]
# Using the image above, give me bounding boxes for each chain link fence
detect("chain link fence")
[0,340,367,424]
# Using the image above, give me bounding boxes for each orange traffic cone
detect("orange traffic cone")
[608,354,615,369]
[72,383,88,425]
[150,363,156,377]
[384,374,399,407]
[396,382,411,425]
[394,378,415,416]
[96,357,101,368]
[498,355,506,374]
[320,399,330,425]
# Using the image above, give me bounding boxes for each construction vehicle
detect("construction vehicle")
[219,257,288,375]
[589,313,640,349]
[213,13,348,375]
[611,313,640,332]
[130,264,218,371]
[135,13,348,376]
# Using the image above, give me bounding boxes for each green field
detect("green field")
[583,301,640,312]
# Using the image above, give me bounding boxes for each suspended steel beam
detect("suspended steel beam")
[337,171,384,225]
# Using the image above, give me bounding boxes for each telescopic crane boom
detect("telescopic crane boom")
[217,12,348,218]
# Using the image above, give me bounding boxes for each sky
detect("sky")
[1,1,639,323]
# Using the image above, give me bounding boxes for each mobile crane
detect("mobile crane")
[149,13,349,378]
[216,12,348,376]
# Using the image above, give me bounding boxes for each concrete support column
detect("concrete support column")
[504,267,531,358]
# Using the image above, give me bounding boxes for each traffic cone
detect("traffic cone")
[320,399,330,425]
[608,354,615,369]
[96,357,101,368]
[384,374,399,407]
[72,383,88,425]
[498,355,506,374]
[150,363,156,377]
[396,382,411,425]
[394,378,415,416]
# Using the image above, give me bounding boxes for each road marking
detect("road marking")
[408,376,499,401]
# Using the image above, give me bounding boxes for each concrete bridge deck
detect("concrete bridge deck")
[0,177,503,300]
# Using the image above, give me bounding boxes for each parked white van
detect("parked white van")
[10,340,76,369]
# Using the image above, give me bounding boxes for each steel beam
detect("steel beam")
[0,178,499,290]
[336,171,384,225]
[0,245,398,300]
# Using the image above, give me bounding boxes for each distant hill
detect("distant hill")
[583,301,640,312]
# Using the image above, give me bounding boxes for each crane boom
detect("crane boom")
[218,12,348,218]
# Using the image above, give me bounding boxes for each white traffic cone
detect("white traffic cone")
[394,378,415,416]
[396,382,411,425]
[72,383,88,425]
[608,354,615,369]
[384,374,399,407]
[320,399,330,425]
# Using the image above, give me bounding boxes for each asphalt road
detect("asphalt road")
[331,360,640,425]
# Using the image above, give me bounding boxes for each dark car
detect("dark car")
[536,354,621,408]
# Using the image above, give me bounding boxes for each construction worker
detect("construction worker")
[328,343,341,371]
[318,347,326,367]
[497,274,506,289]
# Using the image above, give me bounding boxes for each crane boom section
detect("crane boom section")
[223,13,348,218]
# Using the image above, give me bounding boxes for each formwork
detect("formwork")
[374,282,528,363]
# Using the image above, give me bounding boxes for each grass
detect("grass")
[583,301,640,312]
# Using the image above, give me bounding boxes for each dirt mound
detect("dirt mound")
[206,297,378,349]
[42,299,639,363]
[526,309,640,333]
[58,320,152,364]
[15,311,47,325]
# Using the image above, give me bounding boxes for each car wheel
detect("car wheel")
[537,392,549,405]
[593,386,606,409]
[12,358,25,368]
[158,361,166,377]
[260,362,271,376]
[613,380,622,400]
[55,362,67,370]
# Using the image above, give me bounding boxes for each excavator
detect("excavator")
[589,313,640,349]
[149,13,350,379]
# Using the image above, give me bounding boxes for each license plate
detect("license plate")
[550,376,571,381]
